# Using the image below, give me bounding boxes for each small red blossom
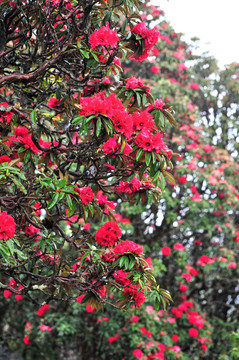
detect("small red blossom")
[37,304,50,317]
[23,335,31,345]
[132,349,143,359]
[188,328,199,337]
[161,246,171,256]
[0,102,13,123]
[190,83,199,90]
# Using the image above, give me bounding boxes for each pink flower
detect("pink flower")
[190,83,199,90]
[228,262,236,269]
[131,315,139,323]
[40,324,52,332]
[173,243,185,252]
[86,304,96,313]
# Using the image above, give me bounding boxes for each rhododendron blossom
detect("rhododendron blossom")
[130,22,159,61]
[0,211,16,240]
[113,240,143,255]
[89,24,119,49]
[95,222,122,246]
[74,186,94,205]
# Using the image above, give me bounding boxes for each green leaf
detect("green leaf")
[96,118,102,137]
[145,152,151,166]
[80,49,89,58]
[6,239,14,255]
[48,192,60,210]
[10,176,27,194]
[121,18,127,33]
[136,148,143,161]
[30,110,37,124]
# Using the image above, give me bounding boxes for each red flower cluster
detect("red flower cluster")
[74,186,94,205]
[125,76,148,90]
[95,221,122,246]
[113,240,143,255]
[123,285,146,306]
[116,177,141,194]
[130,22,159,61]
[132,110,154,132]
[79,92,133,138]
[5,126,41,154]
[0,102,13,123]
[113,270,130,286]
[0,155,11,164]
[135,129,172,158]
[0,211,16,240]
[89,24,119,49]
[37,304,50,317]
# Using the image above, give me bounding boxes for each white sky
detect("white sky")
[155,0,239,67]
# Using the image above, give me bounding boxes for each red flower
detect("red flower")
[173,243,185,252]
[132,349,143,359]
[179,284,188,292]
[150,66,160,74]
[0,211,16,240]
[130,22,159,61]
[125,76,146,90]
[23,335,31,345]
[40,324,52,332]
[74,186,94,205]
[178,176,187,184]
[135,129,154,151]
[172,334,179,342]
[113,270,130,286]
[108,333,120,344]
[37,304,50,317]
[190,83,199,90]
[188,328,199,337]
[0,155,11,164]
[0,102,13,123]
[113,240,143,255]
[161,246,171,256]
[95,221,122,246]
[89,24,119,49]
[132,110,154,132]
[123,285,146,306]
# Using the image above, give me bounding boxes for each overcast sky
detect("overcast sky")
[156,0,239,67]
